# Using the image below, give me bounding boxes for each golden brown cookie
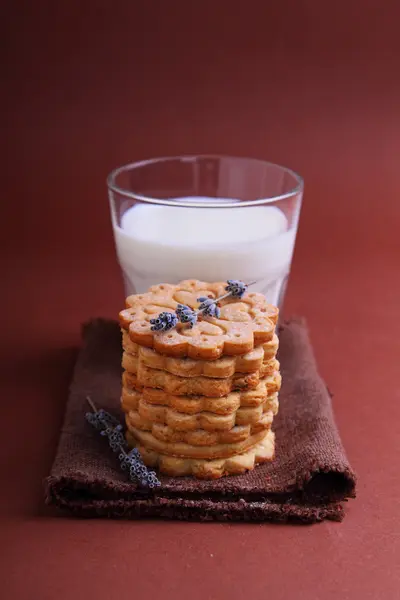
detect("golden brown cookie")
[125,430,275,479]
[122,330,279,376]
[133,363,261,397]
[126,411,273,446]
[121,372,282,413]
[125,395,279,432]
[136,399,238,430]
[138,343,265,376]
[119,280,278,359]
[126,427,267,459]
[122,347,279,384]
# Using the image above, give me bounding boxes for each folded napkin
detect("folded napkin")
[45,319,356,523]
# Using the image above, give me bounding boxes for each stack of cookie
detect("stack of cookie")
[119,280,281,480]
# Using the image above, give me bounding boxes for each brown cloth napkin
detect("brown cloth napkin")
[45,319,356,523]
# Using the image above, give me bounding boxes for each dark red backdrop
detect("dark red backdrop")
[1,2,400,599]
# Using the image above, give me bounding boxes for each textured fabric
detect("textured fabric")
[45,319,356,523]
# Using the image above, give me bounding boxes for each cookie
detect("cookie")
[122,372,282,413]
[125,429,275,479]
[125,394,279,432]
[122,347,280,382]
[122,330,279,376]
[126,410,273,446]
[123,351,273,381]
[133,362,262,397]
[119,280,278,359]
[139,344,266,377]
[122,330,279,377]
[125,426,267,459]
[122,353,279,397]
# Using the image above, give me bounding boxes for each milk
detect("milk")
[112,199,297,307]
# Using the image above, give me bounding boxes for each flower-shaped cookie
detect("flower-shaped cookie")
[119,280,278,359]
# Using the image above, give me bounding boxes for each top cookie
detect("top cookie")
[119,279,278,360]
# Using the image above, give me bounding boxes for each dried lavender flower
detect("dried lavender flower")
[197,297,221,318]
[150,311,178,331]
[176,304,198,328]
[225,279,248,298]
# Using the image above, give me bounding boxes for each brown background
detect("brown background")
[1,1,400,599]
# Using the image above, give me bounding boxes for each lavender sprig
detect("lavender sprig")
[85,397,161,489]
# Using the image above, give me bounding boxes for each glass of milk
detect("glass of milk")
[107,156,303,308]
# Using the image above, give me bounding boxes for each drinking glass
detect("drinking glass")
[108,155,303,308]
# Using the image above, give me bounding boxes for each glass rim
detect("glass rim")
[107,154,304,208]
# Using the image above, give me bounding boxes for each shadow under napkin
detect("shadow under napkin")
[45,319,356,523]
